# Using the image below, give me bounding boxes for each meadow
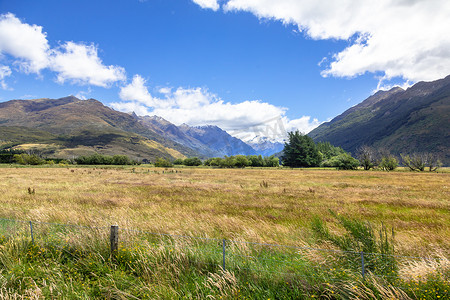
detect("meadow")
[0,166,448,299]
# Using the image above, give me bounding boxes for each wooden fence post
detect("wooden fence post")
[29,221,34,243]
[361,251,366,280]
[222,239,226,270]
[110,225,119,258]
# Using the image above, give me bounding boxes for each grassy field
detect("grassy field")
[0,166,448,298]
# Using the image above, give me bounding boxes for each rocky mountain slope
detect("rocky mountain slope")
[178,124,257,157]
[139,116,255,157]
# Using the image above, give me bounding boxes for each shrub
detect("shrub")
[173,158,185,165]
[321,153,359,170]
[154,158,173,167]
[112,155,133,165]
[74,153,134,165]
[248,155,264,167]
[263,155,279,167]
[0,149,24,163]
[183,157,203,166]
[13,153,46,165]
[379,156,398,171]
[233,155,250,168]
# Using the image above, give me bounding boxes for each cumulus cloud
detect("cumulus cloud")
[0,13,125,87]
[0,13,49,73]
[192,0,220,11]
[50,42,126,87]
[112,75,321,141]
[222,0,450,84]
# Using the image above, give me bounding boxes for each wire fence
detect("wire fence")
[0,217,448,289]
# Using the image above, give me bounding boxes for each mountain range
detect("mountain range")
[0,96,260,161]
[308,75,450,165]
[0,75,448,164]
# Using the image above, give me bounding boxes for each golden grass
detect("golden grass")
[0,166,448,255]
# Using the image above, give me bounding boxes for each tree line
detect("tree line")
[1,135,442,170]
[159,155,280,168]
[281,131,442,171]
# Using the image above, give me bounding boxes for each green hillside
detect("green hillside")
[0,97,197,161]
[309,75,450,165]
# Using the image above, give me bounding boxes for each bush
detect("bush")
[13,153,46,165]
[204,155,279,168]
[248,155,264,167]
[183,157,203,166]
[233,155,250,168]
[173,158,185,165]
[74,153,134,165]
[321,153,359,170]
[154,158,173,168]
[204,157,223,167]
[379,156,398,171]
[0,149,24,163]
[263,155,279,167]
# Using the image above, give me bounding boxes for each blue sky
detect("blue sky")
[0,0,449,142]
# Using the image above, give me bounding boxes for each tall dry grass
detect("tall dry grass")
[1,166,448,254]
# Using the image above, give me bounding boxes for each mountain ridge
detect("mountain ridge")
[0,96,268,160]
[308,75,450,165]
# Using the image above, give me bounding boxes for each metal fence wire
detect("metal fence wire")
[0,218,447,287]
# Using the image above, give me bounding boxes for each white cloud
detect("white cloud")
[223,0,450,84]
[0,13,126,88]
[192,0,220,11]
[50,42,126,87]
[114,75,321,141]
[0,65,12,90]
[118,74,167,107]
[0,13,50,73]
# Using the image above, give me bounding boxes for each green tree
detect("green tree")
[263,155,279,167]
[173,158,185,165]
[234,155,250,168]
[13,153,45,165]
[248,155,264,167]
[183,157,202,166]
[316,142,346,160]
[112,155,133,165]
[281,131,321,167]
[379,155,398,171]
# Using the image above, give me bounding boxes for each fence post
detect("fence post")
[360,251,365,280]
[29,221,34,243]
[222,239,226,270]
[110,225,119,259]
